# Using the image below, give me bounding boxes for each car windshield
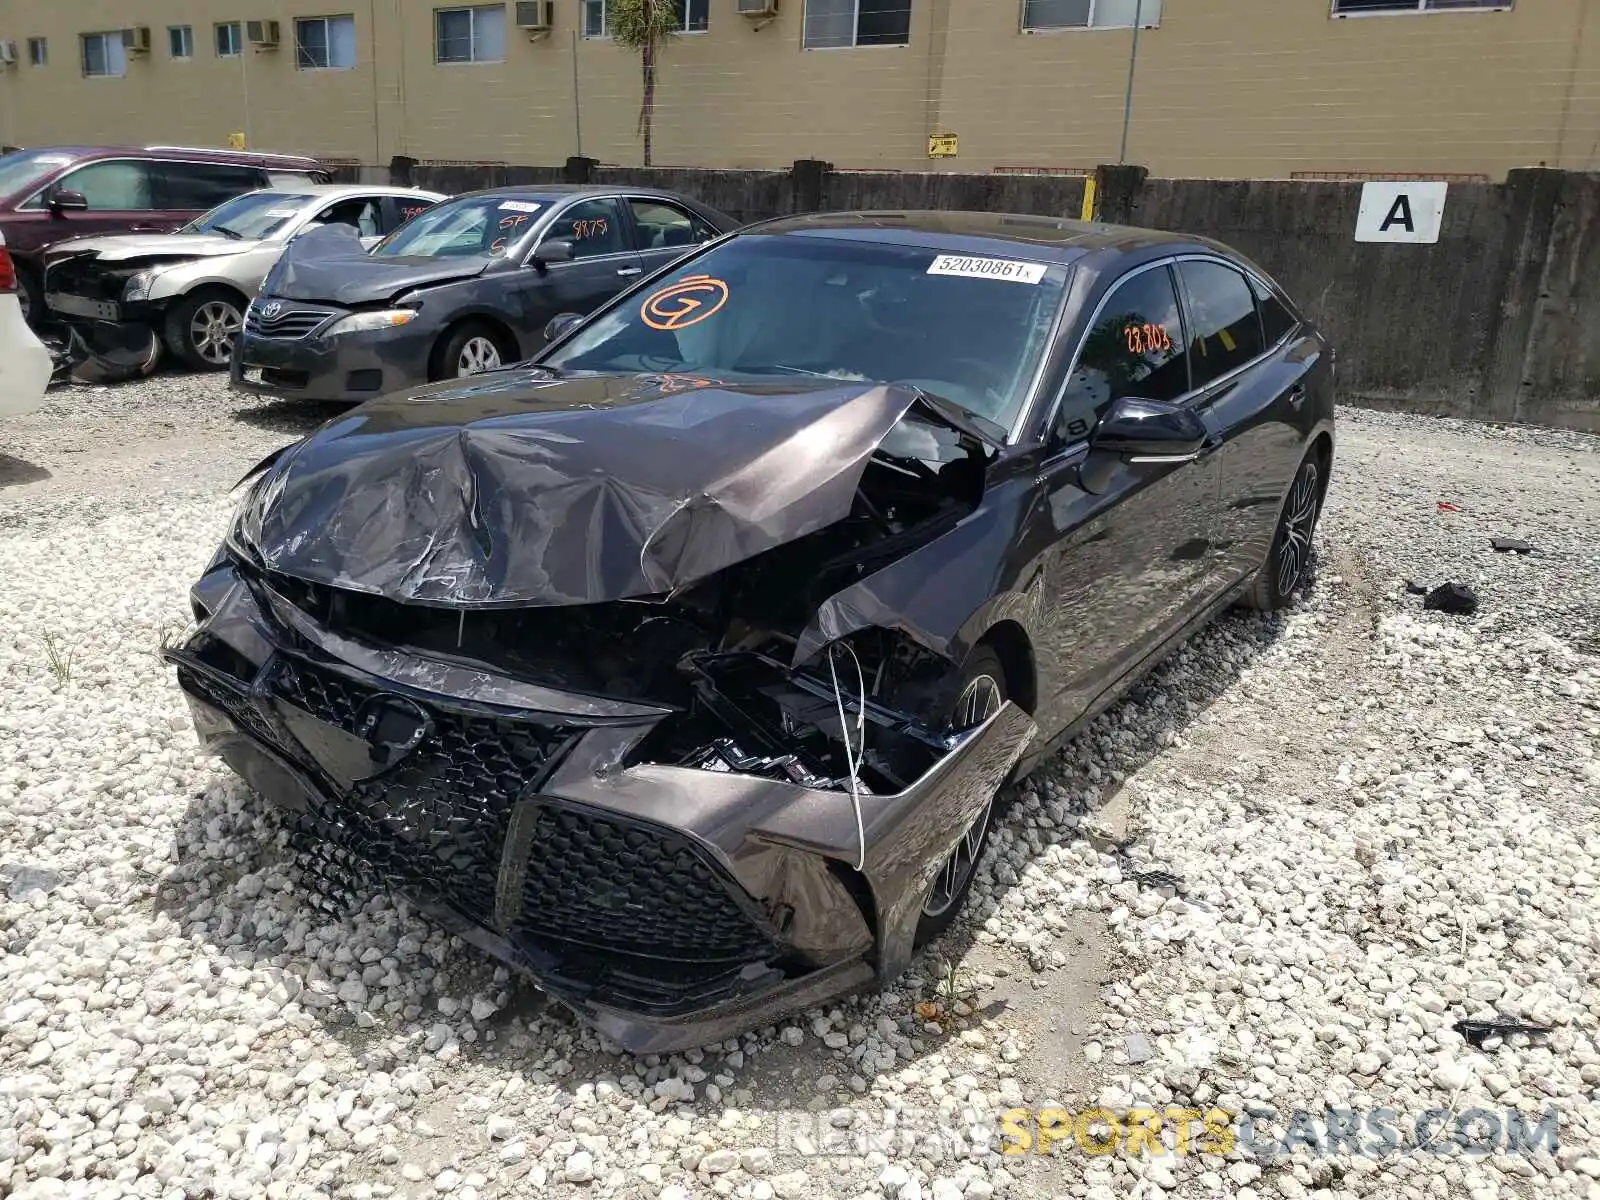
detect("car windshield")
[0,150,76,202]
[371,195,543,259]
[540,233,1070,429]
[181,192,313,239]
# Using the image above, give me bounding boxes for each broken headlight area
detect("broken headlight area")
[167,385,1036,1049]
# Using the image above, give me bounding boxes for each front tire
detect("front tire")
[163,289,245,371]
[431,321,515,381]
[912,644,1008,949]
[1243,452,1324,611]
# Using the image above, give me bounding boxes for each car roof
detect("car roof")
[741,210,1227,267]
[273,183,447,198]
[10,145,323,169]
[451,183,703,204]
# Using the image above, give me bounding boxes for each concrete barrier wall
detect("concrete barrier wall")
[379,157,1600,432]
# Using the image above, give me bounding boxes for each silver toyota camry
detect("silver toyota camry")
[42,184,447,371]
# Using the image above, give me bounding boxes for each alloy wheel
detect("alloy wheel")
[190,300,243,366]
[1274,460,1321,598]
[457,336,502,376]
[920,673,1004,919]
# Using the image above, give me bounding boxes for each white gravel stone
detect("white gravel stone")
[3,383,1599,1200]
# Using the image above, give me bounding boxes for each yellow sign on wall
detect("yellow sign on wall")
[927,133,958,159]
[228,131,247,151]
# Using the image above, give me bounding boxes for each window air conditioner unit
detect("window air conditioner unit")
[247,20,282,48]
[122,27,153,54]
[515,1,555,30]
[0,42,17,65]
[737,0,779,15]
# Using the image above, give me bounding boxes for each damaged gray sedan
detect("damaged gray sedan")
[163,211,1334,1052]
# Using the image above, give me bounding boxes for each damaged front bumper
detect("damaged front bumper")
[163,560,1035,1053]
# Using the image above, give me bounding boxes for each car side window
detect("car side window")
[159,162,268,210]
[54,161,159,210]
[1051,265,1188,443]
[628,199,715,250]
[541,198,628,260]
[1178,260,1265,389]
[315,197,382,237]
[1251,275,1298,347]
[383,195,437,234]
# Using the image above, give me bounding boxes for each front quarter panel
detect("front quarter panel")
[147,245,282,303]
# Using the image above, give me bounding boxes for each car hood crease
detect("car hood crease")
[237,373,962,608]
[265,224,490,305]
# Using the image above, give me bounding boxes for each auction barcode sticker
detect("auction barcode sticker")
[926,254,1048,284]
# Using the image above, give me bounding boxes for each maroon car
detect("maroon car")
[0,145,330,325]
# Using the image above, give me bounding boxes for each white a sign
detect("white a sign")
[1355,181,1448,244]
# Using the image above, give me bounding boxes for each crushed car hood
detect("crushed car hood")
[234,371,980,608]
[264,224,492,305]
[48,233,254,263]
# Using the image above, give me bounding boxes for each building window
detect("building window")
[26,37,47,66]
[803,0,912,48]
[584,0,706,39]
[296,15,358,69]
[216,22,243,57]
[1333,0,1507,11]
[436,6,507,62]
[80,32,127,78]
[582,0,609,37]
[1023,0,1161,30]
[169,26,194,59]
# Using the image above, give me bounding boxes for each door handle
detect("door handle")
[616,267,643,277]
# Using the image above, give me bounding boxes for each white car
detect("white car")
[41,184,447,371]
[0,231,52,418]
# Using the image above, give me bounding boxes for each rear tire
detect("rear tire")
[431,320,516,381]
[163,288,246,372]
[1243,452,1324,611]
[911,644,1008,949]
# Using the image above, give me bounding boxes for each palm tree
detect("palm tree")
[609,0,680,167]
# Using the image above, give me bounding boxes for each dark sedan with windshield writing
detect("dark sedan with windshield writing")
[168,210,1334,1052]
[230,184,736,403]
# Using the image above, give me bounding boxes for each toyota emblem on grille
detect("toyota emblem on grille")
[353,694,432,768]
[261,301,282,319]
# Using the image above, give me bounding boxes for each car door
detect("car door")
[15,159,169,252]
[155,161,270,231]
[1025,261,1226,735]
[624,197,721,277]
[1173,258,1313,589]
[516,196,643,347]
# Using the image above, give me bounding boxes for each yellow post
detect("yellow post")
[1080,176,1098,222]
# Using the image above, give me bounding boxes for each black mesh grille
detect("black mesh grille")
[513,805,776,963]
[187,652,780,992]
[244,301,341,339]
[271,657,573,929]
[177,665,276,745]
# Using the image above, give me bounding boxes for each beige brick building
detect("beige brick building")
[0,0,1593,180]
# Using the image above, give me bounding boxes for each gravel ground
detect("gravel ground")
[1,374,1597,1200]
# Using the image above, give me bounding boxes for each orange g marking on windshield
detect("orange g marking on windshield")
[641,275,730,331]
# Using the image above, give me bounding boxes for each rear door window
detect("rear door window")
[627,198,717,251]
[382,195,439,234]
[158,162,268,210]
[1177,259,1265,388]
[54,160,160,210]
[1251,275,1298,347]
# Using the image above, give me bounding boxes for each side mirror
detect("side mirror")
[49,189,89,213]
[1091,396,1208,461]
[543,312,583,343]
[533,238,574,266]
